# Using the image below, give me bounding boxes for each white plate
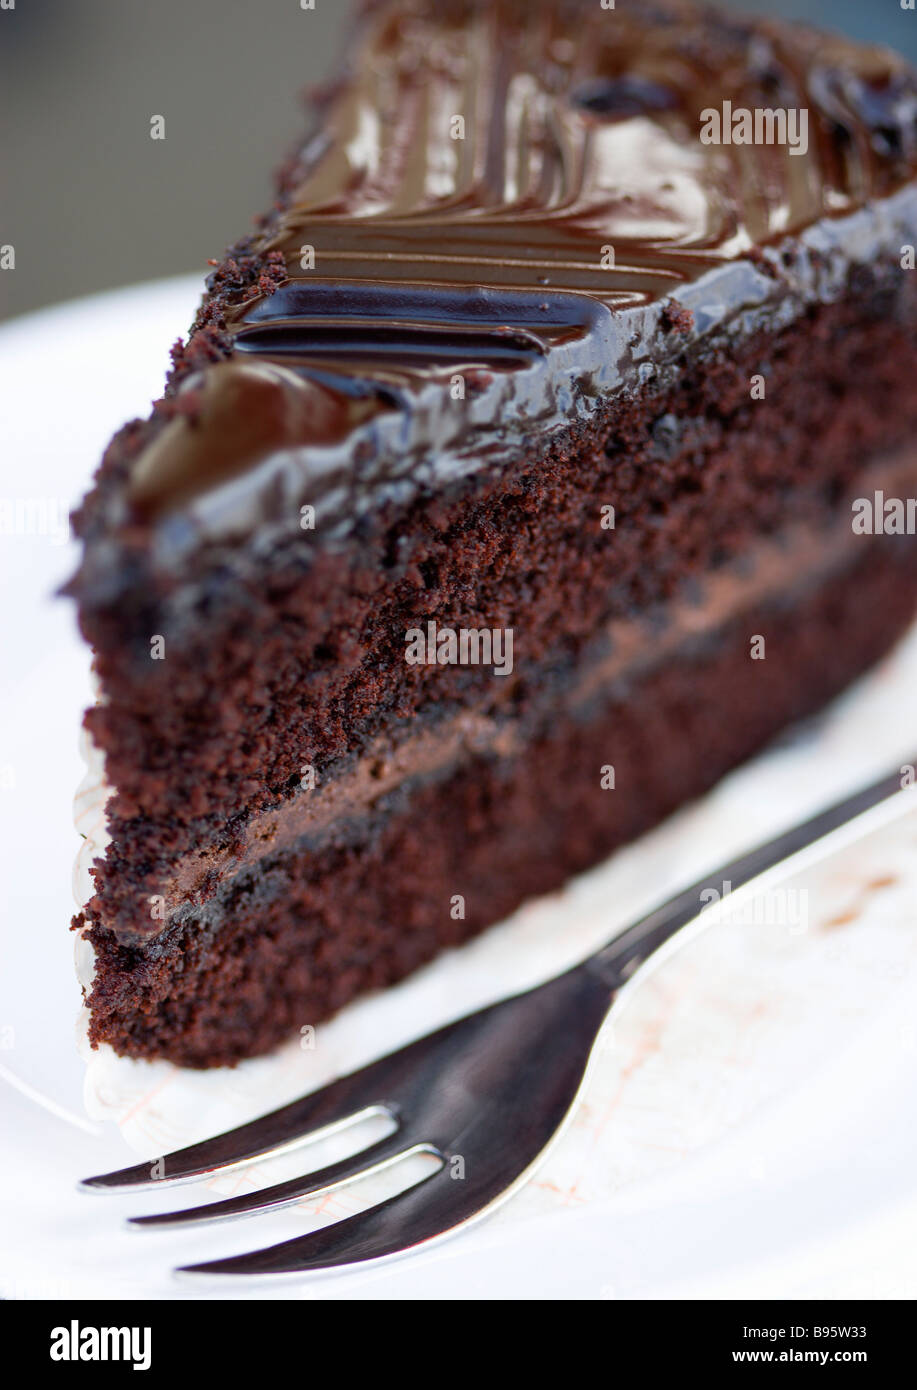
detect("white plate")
[1,277,917,1300]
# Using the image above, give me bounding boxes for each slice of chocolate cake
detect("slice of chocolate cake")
[68,0,917,1067]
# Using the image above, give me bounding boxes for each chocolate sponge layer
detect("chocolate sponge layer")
[84,525,917,1067]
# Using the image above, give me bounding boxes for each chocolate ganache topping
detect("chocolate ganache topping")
[114,0,917,556]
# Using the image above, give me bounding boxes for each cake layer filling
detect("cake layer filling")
[138,440,917,938]
[84,519,917,1065]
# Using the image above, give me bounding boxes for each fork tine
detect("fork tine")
[176,1166,457,1278]
[79,1006,486,1193]
[128,1136,434,1228]
[80,1067,397,1191]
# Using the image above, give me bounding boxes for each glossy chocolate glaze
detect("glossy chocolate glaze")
[110,0,917,559]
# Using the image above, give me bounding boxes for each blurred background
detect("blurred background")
[2,0,917,324]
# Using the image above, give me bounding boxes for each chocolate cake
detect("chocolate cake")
[68,0,917,1067]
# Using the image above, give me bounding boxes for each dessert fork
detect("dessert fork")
[81,764,911,1279]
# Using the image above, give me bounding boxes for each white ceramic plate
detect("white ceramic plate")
[1,278,917,1300]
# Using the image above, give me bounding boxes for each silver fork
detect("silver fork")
[81,765,911,1279]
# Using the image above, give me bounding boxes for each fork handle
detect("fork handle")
[584,761,916,989]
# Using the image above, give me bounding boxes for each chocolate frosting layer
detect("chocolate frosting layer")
[82,0,917,564]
